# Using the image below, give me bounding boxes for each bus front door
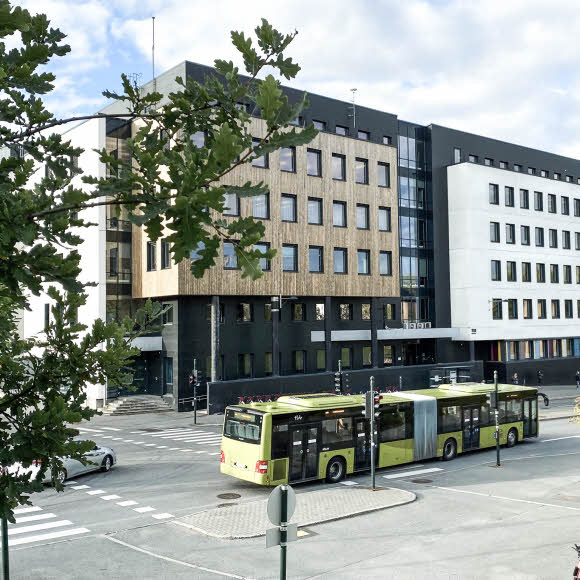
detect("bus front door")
[354,419,371,470]
[289,425,320,482]
[523,398,538,437]
[462,406,480,451]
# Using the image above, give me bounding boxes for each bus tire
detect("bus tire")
[506,428,518,448]
[325,457,346,483]
[442,438,457,461]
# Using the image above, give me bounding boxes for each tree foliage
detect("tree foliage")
[0,0,315,521]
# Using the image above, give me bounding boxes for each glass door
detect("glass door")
[523,398,538,437]
[354,419,371,470]
[289,424,320,482]
[462,407,480,451]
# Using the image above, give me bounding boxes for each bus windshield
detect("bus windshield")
[224,410,262,444]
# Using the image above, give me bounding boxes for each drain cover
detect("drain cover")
[217,503,238,508]
[411,478,432,484]
[217,493,241,500]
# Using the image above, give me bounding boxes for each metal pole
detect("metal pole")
[210,296,220,382]
[279,485,288,580]
[370,376,375,491]
[1,516,8,579]
[193,360,197,425]
[494,370,500,467]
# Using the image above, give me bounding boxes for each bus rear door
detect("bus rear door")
[289,424,320,482]
[523,398,538,437]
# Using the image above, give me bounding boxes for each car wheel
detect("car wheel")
[325,457,346,483]
[506,428,518,448]
[55,469,67,485]
[442,438,457,461]
[101,455,113,472]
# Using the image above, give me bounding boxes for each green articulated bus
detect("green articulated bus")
[220,383,539,486]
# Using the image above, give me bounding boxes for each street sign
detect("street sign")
[266,524,298,548]
[267,485,296,526]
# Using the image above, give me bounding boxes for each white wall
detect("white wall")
[448,162,580,342]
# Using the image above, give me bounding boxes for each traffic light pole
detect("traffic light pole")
[370,376,376,491]
[1,515,8,579]
[494,370,500,467]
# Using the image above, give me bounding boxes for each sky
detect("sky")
[17,0,580,159]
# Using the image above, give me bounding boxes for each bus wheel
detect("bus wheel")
[325,457,346,483]
[442,438,457,461]
[506,428,518,448]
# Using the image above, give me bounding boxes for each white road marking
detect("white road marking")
[383,467,443,480]
[132,442,144,444]
[71,485,90,490]
[86,490,106,495]
[101,495,121,501]
[123,440,134,443]
[208,453,220,456]
[75,427,103,433]
[339,481,358,486]
[63,481,78,485]
[9,520,72,536]
[144,443,157,447]
[133,506,156,513]
[156,446,168,449]
[180,449,193,452]
[13,513,56,524]
[101,436,113,439]
[194,451,206,454]
[100,427,121,431]
[177,436,221,443]
[111,437,123,440]
[130,431,143,434]
[151,513,174,520]
[435,485,580,512]
[9,528,90,547]
[387,464,424,471]
[151,430,204,438]
[14,506,42,515]
[168,448,181,451]
[206,443,222,446]
[117,500,138,507]
[542,436,580,442]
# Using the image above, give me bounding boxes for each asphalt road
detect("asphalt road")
[7,413,580,579]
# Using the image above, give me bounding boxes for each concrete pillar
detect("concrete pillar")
[325,296,332,372]
[210,295,220,382]
[371,297,379,368]
[469,341,475,361]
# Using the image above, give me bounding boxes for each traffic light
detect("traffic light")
[363,390,374,418]
[486,391,497,408]
[344,373,350,393]
[334,371,343,393]
[374,392,382,419]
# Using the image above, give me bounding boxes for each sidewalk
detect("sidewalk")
[175,486,416,539]
[535,383,579,421]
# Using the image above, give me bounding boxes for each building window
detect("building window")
[521,225,530,246]
[238,353,254,377]
[264,303,272,322]
[567,175,573,183]
[223,242,238,269]
[161,239,171,269]
[489,183,499,204]
[507,261,517,282]
[565,299,573,319]
[536,263,546,283]
[523,299,532,319]
[548,194,556,213]
[528,167,536,175]
[508,299,518,319]
[499,161,508,169]
[492,299,503,320]
[540,169,548,178]
[382,345,393,366]
[333,201,347,227]
[164,357,173,385]
[280,146,296,172]
[549,228,558,248]
[535,227,544,247]
[362,346,372,367]
[44,303,50,331]
[576,232,580,250]
[469,154,478,163]
[355,158,369,184]
[237,303,253,322]
[315,303,325,320]
[378,162,390,187]
[251,137,268,168]
[522,262,531,282]
[378,207,391,231]
[313,120,326,131]
[575,199,580,216]
[339,303,353,320]
[282,244,298,272]
[309,246,324,273]
[384,304,395,320]
[254,242,271,271]
[332,153,346,180]
[357,249,370,275]
[484,158,493,166]
[307,197,323,225]
[514,164,521,172]
[538,299,546,319]
[361,304,371,320]
[534,191,543,211]
[190,131,205,148]
[306,148,322,177]
[562,196,570,215]
[223,192,239,216]
[316,349,326,371]
[554,172,561,180]
[520,189,529,209]
[380,251,392,276]
[550,264,559,283]
[358,130,370,141]
[265,352,272,375]
[291,303,305,321]
[552,299,560,319]
[190,241,205,262]
[577,265,580,284]
[563,230,571,249]
[383,136,392,145]
[334,248,348,274]
[340,346,352,368]
[335,125,348,136]
[490,222,500,243]
[505,186,514,207]
[109,247,118,276]
[253,193,270,219]
[453,148,461,163]
[205,302,225,323]
[281,194,297,222]
[356,204,369,229]
[491,260,501,281]
[564,264,572,284]
[146,241,156,271]
[162,303,173,325]
[506,223,515,244]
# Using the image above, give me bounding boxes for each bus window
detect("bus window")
[439,405,462,433]
[224,410,262,444]
[380,408,406,442]
[504,398,523,422]
[322,418,353,445]
[480,403,491,427]
[272,423,289,459]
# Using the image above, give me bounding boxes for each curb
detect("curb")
[540,414,576,422]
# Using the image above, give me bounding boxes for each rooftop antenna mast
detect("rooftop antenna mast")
[152,16,156,93]
[350,88,357,128]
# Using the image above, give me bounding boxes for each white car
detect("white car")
[10,443,117,485]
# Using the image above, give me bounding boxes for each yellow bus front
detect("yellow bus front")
[220,407,272,485]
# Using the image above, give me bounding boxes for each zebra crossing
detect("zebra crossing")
[8,505,89,547]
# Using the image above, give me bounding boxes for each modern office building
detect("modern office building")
[23,61,580,410]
